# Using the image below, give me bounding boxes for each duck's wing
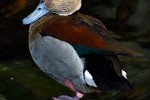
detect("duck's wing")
[77,13,143,57]
[40,13,142,57]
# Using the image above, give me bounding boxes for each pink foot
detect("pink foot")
[76,92,84,99]
[52,92,84,100]
[52,95,81,100]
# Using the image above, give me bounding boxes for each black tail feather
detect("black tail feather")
[82,54,132,92]
[113,76,132,92]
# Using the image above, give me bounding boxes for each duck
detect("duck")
[22,0,143,100]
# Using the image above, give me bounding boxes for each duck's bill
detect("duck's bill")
[22,2,49,25]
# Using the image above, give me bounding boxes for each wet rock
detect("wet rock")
[0,94,7,100]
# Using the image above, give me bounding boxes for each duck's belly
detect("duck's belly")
[29,36,99,93]
[30,36,89,88]
[31,36,83,76]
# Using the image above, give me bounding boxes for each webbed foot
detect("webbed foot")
[53,95,80,100]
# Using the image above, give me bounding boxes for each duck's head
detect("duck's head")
[22,0,81,25]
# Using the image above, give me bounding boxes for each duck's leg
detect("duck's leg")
[65,80,76,91]
[52,80,84,100]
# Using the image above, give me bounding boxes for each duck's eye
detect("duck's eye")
[38,8,41,10]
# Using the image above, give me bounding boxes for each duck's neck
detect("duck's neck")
[28,14,55,49]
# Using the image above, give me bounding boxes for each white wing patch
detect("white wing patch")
[122,70,127,79]
[84,70,97,87]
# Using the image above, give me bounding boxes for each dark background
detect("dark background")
[0,0,150,100]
